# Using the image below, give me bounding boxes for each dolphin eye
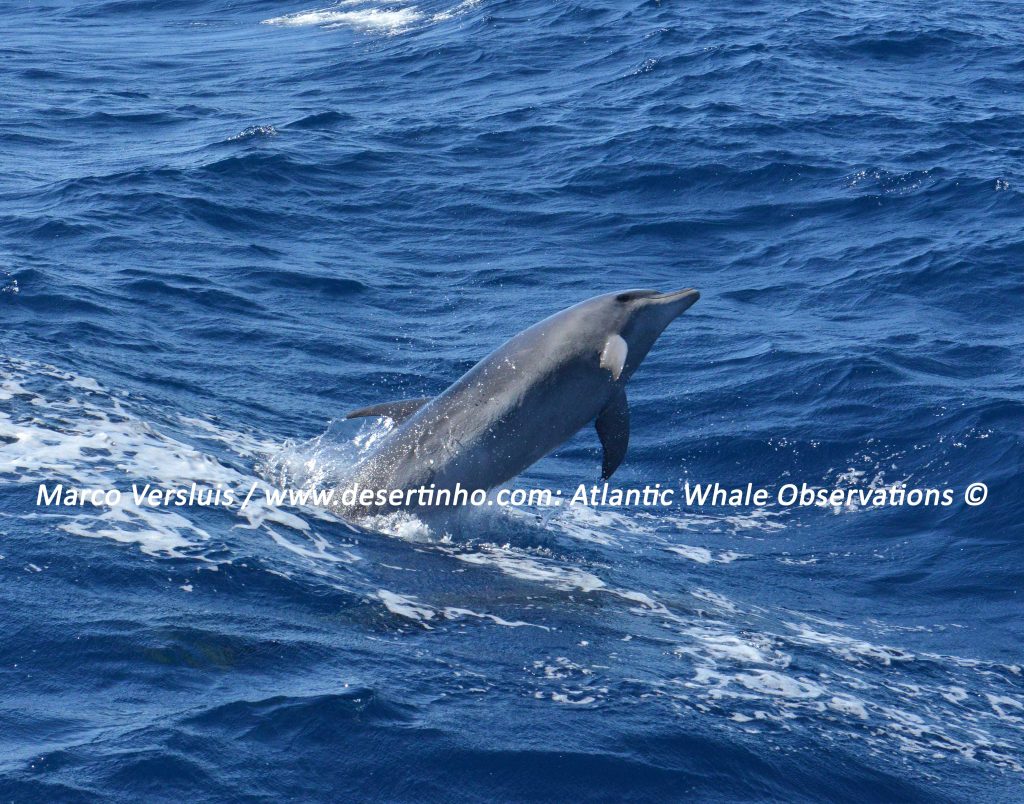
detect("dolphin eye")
[615,290,659,303]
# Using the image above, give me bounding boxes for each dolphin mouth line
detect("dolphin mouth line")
[652,287,700,304]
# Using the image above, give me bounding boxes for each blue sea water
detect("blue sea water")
[2,0,1023,800]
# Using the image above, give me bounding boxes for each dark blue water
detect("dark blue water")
[2,1,1023,800]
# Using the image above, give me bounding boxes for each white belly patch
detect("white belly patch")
[600,334,628,380]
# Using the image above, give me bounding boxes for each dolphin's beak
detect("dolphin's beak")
[651,288,700,316]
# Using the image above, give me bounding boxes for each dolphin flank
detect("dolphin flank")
[337,288,700,513]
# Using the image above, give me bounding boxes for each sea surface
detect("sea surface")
[2,0,1023,801]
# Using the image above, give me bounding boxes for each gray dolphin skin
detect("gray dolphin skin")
[338,288,700,513]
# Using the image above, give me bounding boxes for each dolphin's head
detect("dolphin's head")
[603,287,700,382]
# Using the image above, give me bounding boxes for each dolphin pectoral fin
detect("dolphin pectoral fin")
[344,397,432,423]
[595,388,629,480]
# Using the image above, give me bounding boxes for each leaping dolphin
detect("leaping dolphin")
[338,288,700,513]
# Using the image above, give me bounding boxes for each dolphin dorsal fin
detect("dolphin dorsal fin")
[345,397,432,424]
[600,334,628,380]
[595,388,629,480]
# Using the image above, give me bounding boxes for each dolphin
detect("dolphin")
[337,288,699,513]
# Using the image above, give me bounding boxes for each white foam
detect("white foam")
[0,358,352,563]
[450,545,606,592]
[443,606,547,630]
[266,526,356,564]
[736,670,823,699]
[986,694,1024,722]
[67,375,102,392]
[690,587,739,613]
[785,623,915,666]
[667,544,748,564]
[656,506,786,535]
[373,589,550,631]
[675,627,781,666]
[534,501,630,546]
[364,510,434,542]
[829,695,869,719]
[263,4,422,32]
[721,508,786,533]
[59,505,210,558]
[550,692,596,705]
[529,656,607,706]
[178,415,273,458]
[0,378,29,401]
[263,0,483,35]
[377,589,434,626]
[940,686,969,704]
[227,125,277,142]
[432,0,480,22]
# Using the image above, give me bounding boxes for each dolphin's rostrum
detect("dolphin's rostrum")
[339,288,699,513]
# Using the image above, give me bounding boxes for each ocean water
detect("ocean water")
[2,0,1023,800]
